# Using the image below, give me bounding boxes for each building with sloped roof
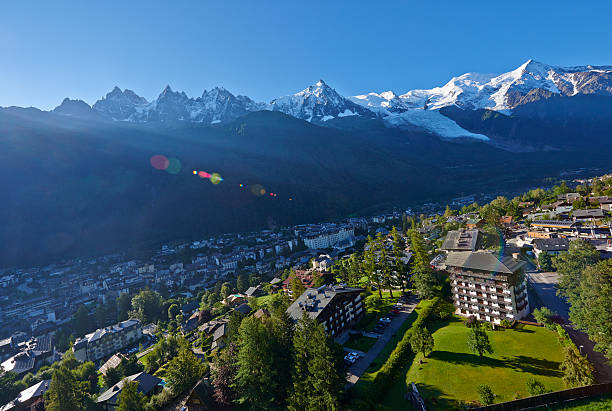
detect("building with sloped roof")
[445,251,529,324]
[96,372,161,411]
[441,229,480,252]
[73,319,141,362]
[286,285,364,337]
[0,335,55,375]
[0,379,51,411]
[532,238,571,257]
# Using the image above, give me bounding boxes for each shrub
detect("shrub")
[464,316,479,328]
[526,378,550,396]
[500,319,512,328]
[533,307,556,329]
[371,297,439,399]
[476,384,495,405]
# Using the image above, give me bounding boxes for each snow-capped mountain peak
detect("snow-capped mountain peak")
[51,59,612,142]
[270,79,371,122]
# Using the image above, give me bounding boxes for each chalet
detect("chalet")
[244,285,264,298]
[533,238,571,257]
[96,372,162,411]
[0,335,55,376]
[466,218,485,229]
[211,324,228,351]
[286,285,364,337]
[573,208,606,221]
[234,303,252,316]
[98,353,127,376]
[0,379,51,411]
[557,193,581,203]
[182,378,213,410]
[181,312,200,335]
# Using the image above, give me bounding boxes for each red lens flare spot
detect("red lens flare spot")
[198,171,211,179]
[150,155,169,170]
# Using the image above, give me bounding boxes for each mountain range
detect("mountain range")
[1,59,612,266]
[47,59,612,144]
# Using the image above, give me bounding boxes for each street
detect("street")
[527,269,612,383]
[345,294,419,386]
[526,270,569,318]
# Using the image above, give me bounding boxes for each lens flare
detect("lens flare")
[150,155,169,170]
[210,173,223,185]
[251,184,265,196]
[193,170,198,175]
[198,171,211,179]
[166,158,182,174]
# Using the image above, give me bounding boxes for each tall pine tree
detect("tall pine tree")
[289,314,344,410]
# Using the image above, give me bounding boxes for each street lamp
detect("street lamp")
[579,345,584,355]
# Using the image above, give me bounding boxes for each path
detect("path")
[345,294,419,386]
[527,270,612,383]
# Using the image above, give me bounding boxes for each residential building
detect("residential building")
[532,238,571,257]
[73,319,142,362]
[573,208,606,221]
[96,372,161,411]
[446,251,529,324]
[0,379,51,411]
[286,285,364,337]
[0,335,55,376]
[302,226,354,249]
[441,229,480,252]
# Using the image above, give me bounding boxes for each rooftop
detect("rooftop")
[286,285,363,322]
[444,250,526,275]
[441,229,480,252]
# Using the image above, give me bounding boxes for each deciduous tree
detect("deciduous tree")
[409,326,434,358]
[165,348,207,395]
[467,325,493,358]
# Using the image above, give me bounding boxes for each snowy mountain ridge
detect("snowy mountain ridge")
[49,59,612,141]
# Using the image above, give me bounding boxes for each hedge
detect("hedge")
[370,297,440,398]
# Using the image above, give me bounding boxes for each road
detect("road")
[526,270,570,318]
[345,294,419,386]
[527,269,612,383]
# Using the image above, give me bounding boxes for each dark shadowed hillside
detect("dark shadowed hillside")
[1,108,611,266]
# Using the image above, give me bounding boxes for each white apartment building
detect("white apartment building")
[445,251,529,324]
[73,319,142,362]
[303,226,354,249]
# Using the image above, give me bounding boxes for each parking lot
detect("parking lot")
[345,294,418,386]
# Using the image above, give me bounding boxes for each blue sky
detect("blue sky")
[1,1,611,109]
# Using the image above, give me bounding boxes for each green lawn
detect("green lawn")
[254,294,274,307]
[344,335,378,353]
[406,317,565,409]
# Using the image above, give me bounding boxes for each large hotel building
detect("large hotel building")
[444,251,529,324]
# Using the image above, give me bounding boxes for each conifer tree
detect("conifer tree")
[289,315,344,411]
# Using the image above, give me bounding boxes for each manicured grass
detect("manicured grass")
[344,335,377,353]
[254,294,274,307]
[405,317,565,409]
